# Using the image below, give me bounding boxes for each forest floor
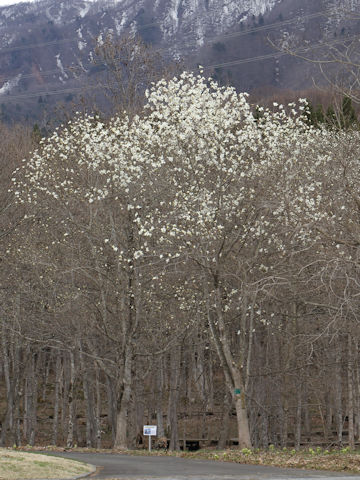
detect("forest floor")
[175,447,360,472]
[20,446,360,474]
[127,447,360,473]
[0,448,94,479]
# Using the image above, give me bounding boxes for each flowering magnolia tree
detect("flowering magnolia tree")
[14,71,347,448]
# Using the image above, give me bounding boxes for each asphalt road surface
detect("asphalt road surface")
[50,452,360,480]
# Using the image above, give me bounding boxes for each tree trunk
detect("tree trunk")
[348,334,355,449]
[295,385,302,450]
[114,346,132,449]
[235,392,252,448]
[168,346,181,451]
[52,355,62,445]
[80,348,96,447]
[42,352,51,402]
[28,353,39,446]
[106,373,117,445]
[95,362,102,449]
[156,357,165,438]
[0,327,20,447]
[335,340,343,445]
[0,324,13,446]
[356,341,360,441]
[66,351,76,448]
[217,390,231,449]
[205,274,252,449]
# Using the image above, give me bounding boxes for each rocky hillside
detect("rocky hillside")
[0,0,358,123]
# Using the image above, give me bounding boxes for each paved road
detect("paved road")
[50,452,360,480]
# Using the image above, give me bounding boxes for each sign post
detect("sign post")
[143,425,157,452]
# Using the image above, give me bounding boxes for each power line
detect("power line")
[0,13,358,103]
[205,52,284,70]
[203,35,359,70]
[0,4,341,59]
[176,10,332,53]
[203,33,360,71]
[1,33,358,103]
[5,67,74,82]
[0,85,92,102]
[0,7,333,58]
[0,37,78,54]
[0,6,347,88]
[0,7,339,87]
[0,21,161,55]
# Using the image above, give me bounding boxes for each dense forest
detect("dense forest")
[1,35,360,452]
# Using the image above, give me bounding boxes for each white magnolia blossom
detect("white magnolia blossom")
[13,75,323,259]
[12,71,360,322]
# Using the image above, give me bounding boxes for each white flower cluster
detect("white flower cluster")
[12,71,360,316]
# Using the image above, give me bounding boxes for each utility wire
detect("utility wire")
[0,37,78,54]
[0,20,162,55]
[0,13,358,102]
[0,85,95,101]
[0,6,335,57]
[172,9,333,53]
[204,33,360,70]
[1,33,358,103]
[0,6,347,86]
[0,7,345,86]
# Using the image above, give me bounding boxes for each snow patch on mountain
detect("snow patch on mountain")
[159,0,279,48]
[1,7,14,17]
[0,0,280,50]
[328,0,360,19]
[167,0,181,32]
[56,53,68,81]
[79,2,91,18]
[77,27,87,50]
[114,11,128,35]
[0,73,21,95]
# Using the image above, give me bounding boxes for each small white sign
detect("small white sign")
[143,425,157,436]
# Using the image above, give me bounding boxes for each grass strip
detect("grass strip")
[0,448,93,480]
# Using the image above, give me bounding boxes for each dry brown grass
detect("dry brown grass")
[102,445,360,473]
[176,447,360,473]
[0,448,93,480]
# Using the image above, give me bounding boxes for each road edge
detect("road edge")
[29,464,97,480]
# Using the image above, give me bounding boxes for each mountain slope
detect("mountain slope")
[0,0,358,123]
